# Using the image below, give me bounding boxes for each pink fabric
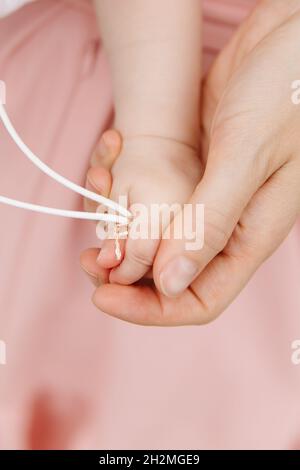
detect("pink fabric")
[0,0,300,450]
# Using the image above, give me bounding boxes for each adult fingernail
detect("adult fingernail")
[159,256,199,297]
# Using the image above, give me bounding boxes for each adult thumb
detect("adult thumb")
[154,148,263,298]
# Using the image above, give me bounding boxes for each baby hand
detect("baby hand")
[96,135,202,285]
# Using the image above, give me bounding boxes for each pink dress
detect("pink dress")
[0,0,300,450]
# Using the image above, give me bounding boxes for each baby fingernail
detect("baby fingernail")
[97,245,109,264]
[96,250,104,264]
[159,256,199,297]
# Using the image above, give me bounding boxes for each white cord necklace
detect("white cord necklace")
[0,102,131,226]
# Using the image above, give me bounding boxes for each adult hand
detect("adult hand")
[82,1,300,325]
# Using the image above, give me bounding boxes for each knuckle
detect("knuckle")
[204,209,231,253]
[126,243,155,269]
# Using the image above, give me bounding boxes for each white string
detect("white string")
[0,102,131,220]
[0,195,128,223]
